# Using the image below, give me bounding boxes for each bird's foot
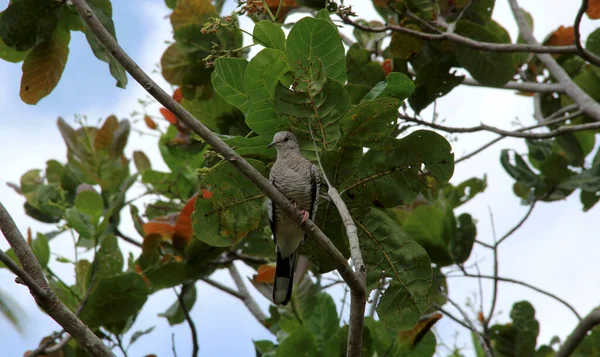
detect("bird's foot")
[290,200,309,224]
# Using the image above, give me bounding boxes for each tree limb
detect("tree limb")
[69,0,364,299]
[339,14,577,54]
[228,264,268,327]
[574,0,600,67]
[508,0,600,121]
[0,203,115,357]
[201,278,244,300]
[460,77,565,93]
[176,284,199,357]
[555,308,600,357]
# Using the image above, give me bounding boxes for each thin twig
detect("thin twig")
[70,0,364,300]
[114,228,142,248]
[339,14,578,54]
[25,331,65,357]
[176,284,199,357]
[201,278,244,299]
[436,305,472,331]
[508,0,600,121]
[496,200,537,246]
[227,264,268,327]
[574,0,600,67]
[368,288,381,317]
[486,207,500,326]
[442,294,494,357]
[555,308,600,357]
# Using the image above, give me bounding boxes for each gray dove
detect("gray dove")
[267,131,320,305]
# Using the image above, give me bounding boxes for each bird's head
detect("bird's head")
[267,131,300,153]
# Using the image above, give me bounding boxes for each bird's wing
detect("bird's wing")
[268,175,277,245]
[309,164,320,220]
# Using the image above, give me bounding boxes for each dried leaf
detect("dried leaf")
[548,26,574,46]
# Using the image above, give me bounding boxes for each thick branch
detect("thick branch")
[0,206,114,357]
[228,264,268,326]
[176,285,199,357]
[70,0,364,298]
[555,308,600,357]
[508,0,600,121]
[340,14,577,54]
[574,0,600,67]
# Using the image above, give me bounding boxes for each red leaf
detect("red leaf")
[173,88,183,103]
[548,26,574,47]
[382,59,393,77]
[201,189,214,199]
[144,115,157,130]
[255,264,276,284]
[143,216,177,238]
[588,0,600,19]
[160,107,178,125]
[173,193,198,249]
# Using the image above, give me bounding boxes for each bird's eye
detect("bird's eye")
[284,137,289,142]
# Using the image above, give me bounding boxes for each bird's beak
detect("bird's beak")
[267,141,276,148]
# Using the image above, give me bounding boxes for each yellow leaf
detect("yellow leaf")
[170,0,217,31]
[20,25,70,105]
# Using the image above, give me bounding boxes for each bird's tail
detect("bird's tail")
[273,249,297,306]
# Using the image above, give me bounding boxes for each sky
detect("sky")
[0,0,599,356]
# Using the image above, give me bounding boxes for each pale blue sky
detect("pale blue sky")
[1,1,599,356]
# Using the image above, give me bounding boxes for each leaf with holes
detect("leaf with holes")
[19,24,70,104]
[356,208,431,330]
[341,130,454,209]
[192,159,267,247]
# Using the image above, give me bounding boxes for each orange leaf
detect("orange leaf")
[398,312,442,347]
[255,264,276,284]
[160,107,178,125]
[382,59,393,76]
[588,0,600,19]
[173,88,183,103]
[135,264,151,287]
[144,115,157,130]
[94,115,119,152]
[143,220,176,238]
[477,311,485,323]
[548,26,574,47]
[27,227,32,245]
[201,189,214,199]
[173,193,198,249]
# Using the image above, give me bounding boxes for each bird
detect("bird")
[267,131,320,305]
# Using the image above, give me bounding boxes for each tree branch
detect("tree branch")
[460,77,565,93]
[339,14,578,54]
[201,278,244,300]
[0,203,115,357]
[176,284,199,357]
[442,294,494,357]
[228,264,268,327]
[555,308,600,357]
[114,227,142,248]
[508,0,600,121]
[574,0,600,67]
[69,0,364,300]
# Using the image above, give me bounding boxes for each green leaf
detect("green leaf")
[133,150,152,173]
[453,20,515,86]
[82,0,127,88]
[129,326,155,346]
[401,204,456,266]
[580,190,600,212]
[273,77,351,152]
[342,130,454,208]
[245,48,290,105]
[225,135,276,162]
[444,176,487,208]
[212,57,250,113]
[65,208,95,239]
[357,208,432,330]
[339,97,399,147]
[192,159,267,247]
[0,0,61,51]
[365,316,437,357]
[31,233,50,269]
[286,17,346,89]
[586,28,600,57]
[490,301,539,357]
[276,328,318,357]
[362,72,415,103]
[0,248,19,269]
[19,23,70,104]
[74,190,104,224]
[158,285,196,326]
[253,21,286,52]
[559,165,600,192]
[305,293,339,349]
[345,43,386,104]
[390,26,424,60]
[450,213,477,264]
[79,272,148,328]
[0,36,28,62]
[95,235,124,278]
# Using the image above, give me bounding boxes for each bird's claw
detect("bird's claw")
[291,200,309,224]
